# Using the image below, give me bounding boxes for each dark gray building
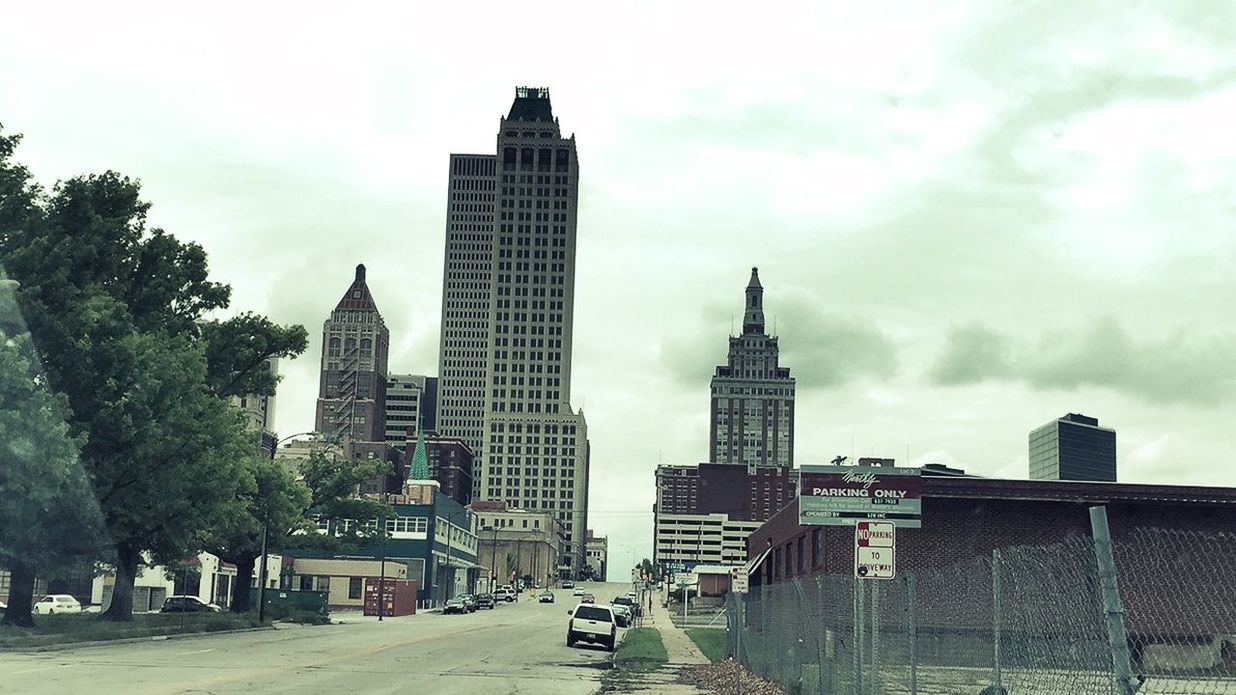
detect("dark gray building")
[708,268,795,468]
[1029,413,1117,482]
[314,264,389,444]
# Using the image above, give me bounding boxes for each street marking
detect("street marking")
[173,648,214,655]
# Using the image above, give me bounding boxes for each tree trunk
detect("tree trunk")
[229,553,258,614]
[0,562,36,627]
[100,543,141,622]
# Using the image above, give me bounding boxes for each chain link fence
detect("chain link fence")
[726,512,1236,694]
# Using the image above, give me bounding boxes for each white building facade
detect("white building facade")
[436,87,591,575]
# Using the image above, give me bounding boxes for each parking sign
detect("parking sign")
[854,521,896,580]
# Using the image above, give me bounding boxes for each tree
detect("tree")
[200,313,307,400]
[283,450,394,552]
[0,332,107,627]
[206,456,310,613]
[0,152,283,621]
[638,558,656,581]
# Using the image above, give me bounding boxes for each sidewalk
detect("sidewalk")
[612,599,709,693]
[646,599,708,665]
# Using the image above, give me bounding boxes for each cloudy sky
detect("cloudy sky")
[4,1,1235,577]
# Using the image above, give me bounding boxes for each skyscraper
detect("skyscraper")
[436,87,590,576]
[709,268,795,468]
[1029,413,1117,482]
[385,373,428,448]
[314,264,390,444]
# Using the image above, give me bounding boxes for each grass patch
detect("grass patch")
[0,611,267,650]
[685,628,726,663]
[613,627,669,671]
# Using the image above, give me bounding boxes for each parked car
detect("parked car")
[612,595,641,618]
[160,595,221,613]
[561,580,575,589]
[579,593,595,604]
[566,603,617,651]
[461,594,478,612]
[443,597,468,614]
[32,594,82,615]
[538,590,555,603]
[611,604,632,627]
[476,593,496,609]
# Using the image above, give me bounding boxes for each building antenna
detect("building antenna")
[730,314,734,336]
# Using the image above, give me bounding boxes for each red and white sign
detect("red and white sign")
[854,521,896,580]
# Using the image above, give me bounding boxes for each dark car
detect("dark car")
[160,595,221,613]
[612,596,641,618]
[443,596,468,614]
[611,604,632,627]
[579,593,595,604]
[476,593,496,609]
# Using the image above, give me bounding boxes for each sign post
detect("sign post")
[730,566,749,593]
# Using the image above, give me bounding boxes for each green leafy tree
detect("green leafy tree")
[283,450,393,552]
[200,313,307,399]
[639,558,656,581]
[206,456,311,613]
[0,333,107,627]
[0,143,298,621]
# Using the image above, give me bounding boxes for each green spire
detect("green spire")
[410,430,429,480]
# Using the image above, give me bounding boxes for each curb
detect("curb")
[5,625,276,654]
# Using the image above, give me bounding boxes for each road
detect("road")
[0,583,633,694]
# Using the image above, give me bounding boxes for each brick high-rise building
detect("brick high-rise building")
[435,87,590,576]
[709,268,795,468]
[314,264,390,444]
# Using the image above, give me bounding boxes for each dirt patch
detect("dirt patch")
[678,658,788,695]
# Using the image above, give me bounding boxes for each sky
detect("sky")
[4,1,1235,580]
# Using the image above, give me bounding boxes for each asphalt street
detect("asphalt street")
[0,583,632,695]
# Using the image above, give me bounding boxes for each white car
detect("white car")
[566,603,617,651]
[573,587,585,596]
[33,594,83,615]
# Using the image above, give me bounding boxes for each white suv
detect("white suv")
[566,603,617,651]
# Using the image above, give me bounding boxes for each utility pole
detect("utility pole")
[378,502,387,622]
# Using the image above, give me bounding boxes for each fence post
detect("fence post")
[1090,506,1139,695]
[854,576,864,695]
[734,592,744,694]
[818,576,828,695]
[992,548,1003,690]
[870,581,881,695]
[908,573,917,695]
